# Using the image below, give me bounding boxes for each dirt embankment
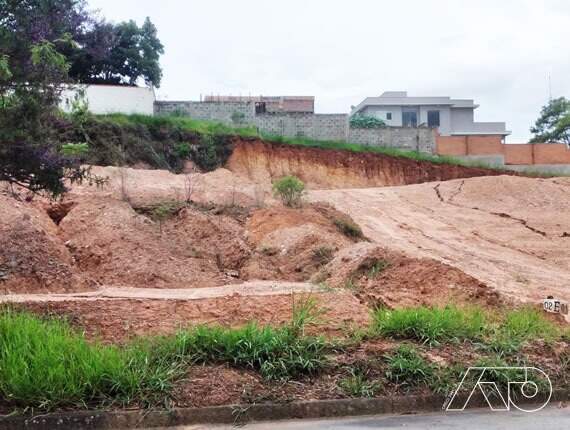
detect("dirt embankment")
[226,138,510,189]
[310,175,570,305]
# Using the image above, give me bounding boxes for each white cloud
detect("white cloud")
[87,0,570,141]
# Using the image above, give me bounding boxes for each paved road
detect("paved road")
[162,405,569,430]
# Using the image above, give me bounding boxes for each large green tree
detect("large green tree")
[68,17,164,87]
[530,97,570,144]
[0,0,164,88]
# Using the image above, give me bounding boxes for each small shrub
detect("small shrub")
[339,369,380,397]
[367,259,390,278]
[372,306,486,346]
[174,142,192,159]
[333,218,363,239]
[272,176,305,207]
[312,246,334,264]
[349,114,386,129]
[60,142,89,158]
[384,345,434,387]
[231,111,246,125]
[259,246,279,256]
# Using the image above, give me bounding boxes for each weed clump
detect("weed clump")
[372,306,486,346]
[333,218,364,239]
[384,345,434,388]
[339,368,380,397]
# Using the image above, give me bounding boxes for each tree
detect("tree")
[530,97,570,144]
[0,1,164,88]
[0,38,100,197]
[68,17,164,87]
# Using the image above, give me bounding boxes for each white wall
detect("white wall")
[450,107,475,133]
[61,85,155,115]
[362,105,403,126]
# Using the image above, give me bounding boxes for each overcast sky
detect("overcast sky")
[88,0,570,142]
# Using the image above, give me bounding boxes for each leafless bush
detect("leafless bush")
[118,167,130,203]
[184,173,202,203]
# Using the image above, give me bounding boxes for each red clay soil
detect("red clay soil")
[17,290,369,343]
[241,204,358,281]
[311,176,570,307]
[315,243,501,309]
[226,138,512,189]
[0,194,94,294]
[58,198,248,289]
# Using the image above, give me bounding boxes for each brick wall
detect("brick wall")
[436,135,503,156]
[437,134,570,165]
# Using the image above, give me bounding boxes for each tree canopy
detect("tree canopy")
[530,97,570,144]
[0,0,163,197]
[0,0,164,88]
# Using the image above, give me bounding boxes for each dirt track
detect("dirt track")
[311,175,570,305]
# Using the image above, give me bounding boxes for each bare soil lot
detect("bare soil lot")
[311,176,570,307]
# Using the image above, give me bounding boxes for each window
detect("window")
[402,110,418,127]
[427,110,440,128]
[386,112,392,120]
[255,102,266,114]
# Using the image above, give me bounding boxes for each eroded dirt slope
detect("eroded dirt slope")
[226,138,511,189]
[310,175,570,304]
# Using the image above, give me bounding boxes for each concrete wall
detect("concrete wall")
[450,108,474,133]
[349,127,436,153]
[61,85,155,115]
[255,113,348,141]
[154,100,256,124]
[155,100,437,153]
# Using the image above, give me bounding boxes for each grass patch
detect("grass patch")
[98,113,258,138]
[384,345,434,388]
[367,259,390,278]
[0,298,327,410]
[339,369,380,397]
[478,306,561,356]
[372,306,486,346]
[333,218,364,239]
[0,310,182,410]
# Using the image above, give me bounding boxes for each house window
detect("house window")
[255,102,266,114]
[427,110,440,128]
[402,110,418,127]
[386,112,392,120]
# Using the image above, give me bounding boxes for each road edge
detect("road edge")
[1,390,567,429]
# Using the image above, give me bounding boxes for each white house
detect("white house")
[61,84,155,115]
[351,91,510,137]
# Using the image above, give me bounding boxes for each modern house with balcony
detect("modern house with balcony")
[350,91,510,139]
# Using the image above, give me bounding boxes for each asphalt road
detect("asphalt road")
[162,405,569,430]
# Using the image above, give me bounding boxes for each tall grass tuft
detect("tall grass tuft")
[0,299,328,410]
[0,310,182,410]
[372,306,486,346]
